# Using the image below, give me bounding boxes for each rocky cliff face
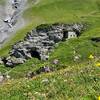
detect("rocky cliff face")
[0,0,27,46]
[2,23,84,67]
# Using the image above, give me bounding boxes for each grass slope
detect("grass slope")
[0,63,100,100]
[0,0,100,99]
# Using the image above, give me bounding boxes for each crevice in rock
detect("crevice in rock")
[62,30,68,41]
[2,57,8,66]
[30,50,41,60]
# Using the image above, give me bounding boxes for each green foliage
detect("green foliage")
[0,0,100,99]
[0,0,5,5]
[36,24,52,32]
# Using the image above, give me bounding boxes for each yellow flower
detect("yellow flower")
[98,96,100,100]
[95,62,100,67]
[88,54,94,59]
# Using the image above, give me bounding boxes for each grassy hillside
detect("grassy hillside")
[0,0,100,99]
[0,64,100,100]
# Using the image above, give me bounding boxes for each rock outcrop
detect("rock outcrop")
[1,23,84,67]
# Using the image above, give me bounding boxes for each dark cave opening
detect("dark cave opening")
[2,57,7,65]
[30,50,41,60]
[62,30,68,40]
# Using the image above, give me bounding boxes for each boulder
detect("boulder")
[52,59,59,65]
[36,66,54,73]
[3,56,26,67]
[26,71,35,79]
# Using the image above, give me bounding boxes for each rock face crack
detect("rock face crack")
[2,23,84,67]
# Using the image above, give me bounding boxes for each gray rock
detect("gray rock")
[26,71,35,78]
[52,59,59,65]
[40,54,49,61]
[43,66,51,72]
[6,62,13,67]
[4,56,26,67]
[2,23,84,67]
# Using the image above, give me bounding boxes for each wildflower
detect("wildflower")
[98,96,100,100]
[88,54,94,59]
[95,62,100,67]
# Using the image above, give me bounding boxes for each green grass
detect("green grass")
[0,0,100,99]
[0,0,5,5]
[0,63,100,100]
